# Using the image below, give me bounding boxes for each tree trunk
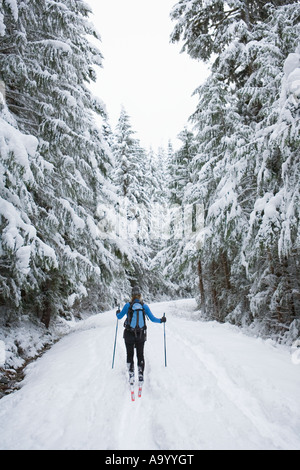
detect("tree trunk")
[221,251,231,290]
[197,259,206,315]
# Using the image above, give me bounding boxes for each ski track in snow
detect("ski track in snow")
[0,299,300,450]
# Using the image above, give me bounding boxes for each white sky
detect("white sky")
[87,0,209,150]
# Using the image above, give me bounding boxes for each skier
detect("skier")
[116,286,166,388]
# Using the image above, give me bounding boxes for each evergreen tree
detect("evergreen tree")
[114,107,137,200]
[242,38,300,333]
[152,129,198,297]
[112,107,154,293]
[171,0,298,63]
[0,93,59,320]
[0,0,128,326]
[171,0,300,337]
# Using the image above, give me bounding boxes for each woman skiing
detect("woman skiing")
[116,286,166,387]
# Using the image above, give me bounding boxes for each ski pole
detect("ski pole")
[112,307,120,369]
[163,313,167,367]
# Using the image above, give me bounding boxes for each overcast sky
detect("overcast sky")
[87,0,209,150]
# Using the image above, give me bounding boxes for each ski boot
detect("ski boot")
[138,366,144,398]
[127,364,135,401]
[127,363,135,386]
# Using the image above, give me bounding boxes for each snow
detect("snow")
[15,245,31,275]
[67,284,88,307]
[0,117,38,181]
[0,341,5,367]
[0,299,299,450]
[59,198,85,230]
[38,240,58,268]
[0,198,36,249]
[0,12,5,36]
[0,316,66,371]
[5,0,18,21]
[284,51,300,98]
[283,52,300,77]
[38,39,72,54]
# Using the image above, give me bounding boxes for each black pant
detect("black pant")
[124,329,146,374]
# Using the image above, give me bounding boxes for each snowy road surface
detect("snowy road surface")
[0,299,300,450]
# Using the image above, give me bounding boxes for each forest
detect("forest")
[0,0,299,370]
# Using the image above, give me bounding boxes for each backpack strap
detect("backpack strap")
[127,301,134,325]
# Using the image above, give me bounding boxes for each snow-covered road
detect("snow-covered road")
[0,299,299,450]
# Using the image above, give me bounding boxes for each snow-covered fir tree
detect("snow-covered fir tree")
[0,92,58,322]
[112,107,157,294]
[152,129,199,297]
[171,0,300,338]
[0,0,129,328]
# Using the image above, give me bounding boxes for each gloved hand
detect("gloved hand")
[160,316,166,323]
[116,308,121,315]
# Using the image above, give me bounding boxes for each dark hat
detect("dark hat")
[132,286,141,296]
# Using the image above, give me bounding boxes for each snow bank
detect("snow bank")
[0,315,74,371]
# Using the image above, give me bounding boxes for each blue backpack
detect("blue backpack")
[124,300,148,338]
